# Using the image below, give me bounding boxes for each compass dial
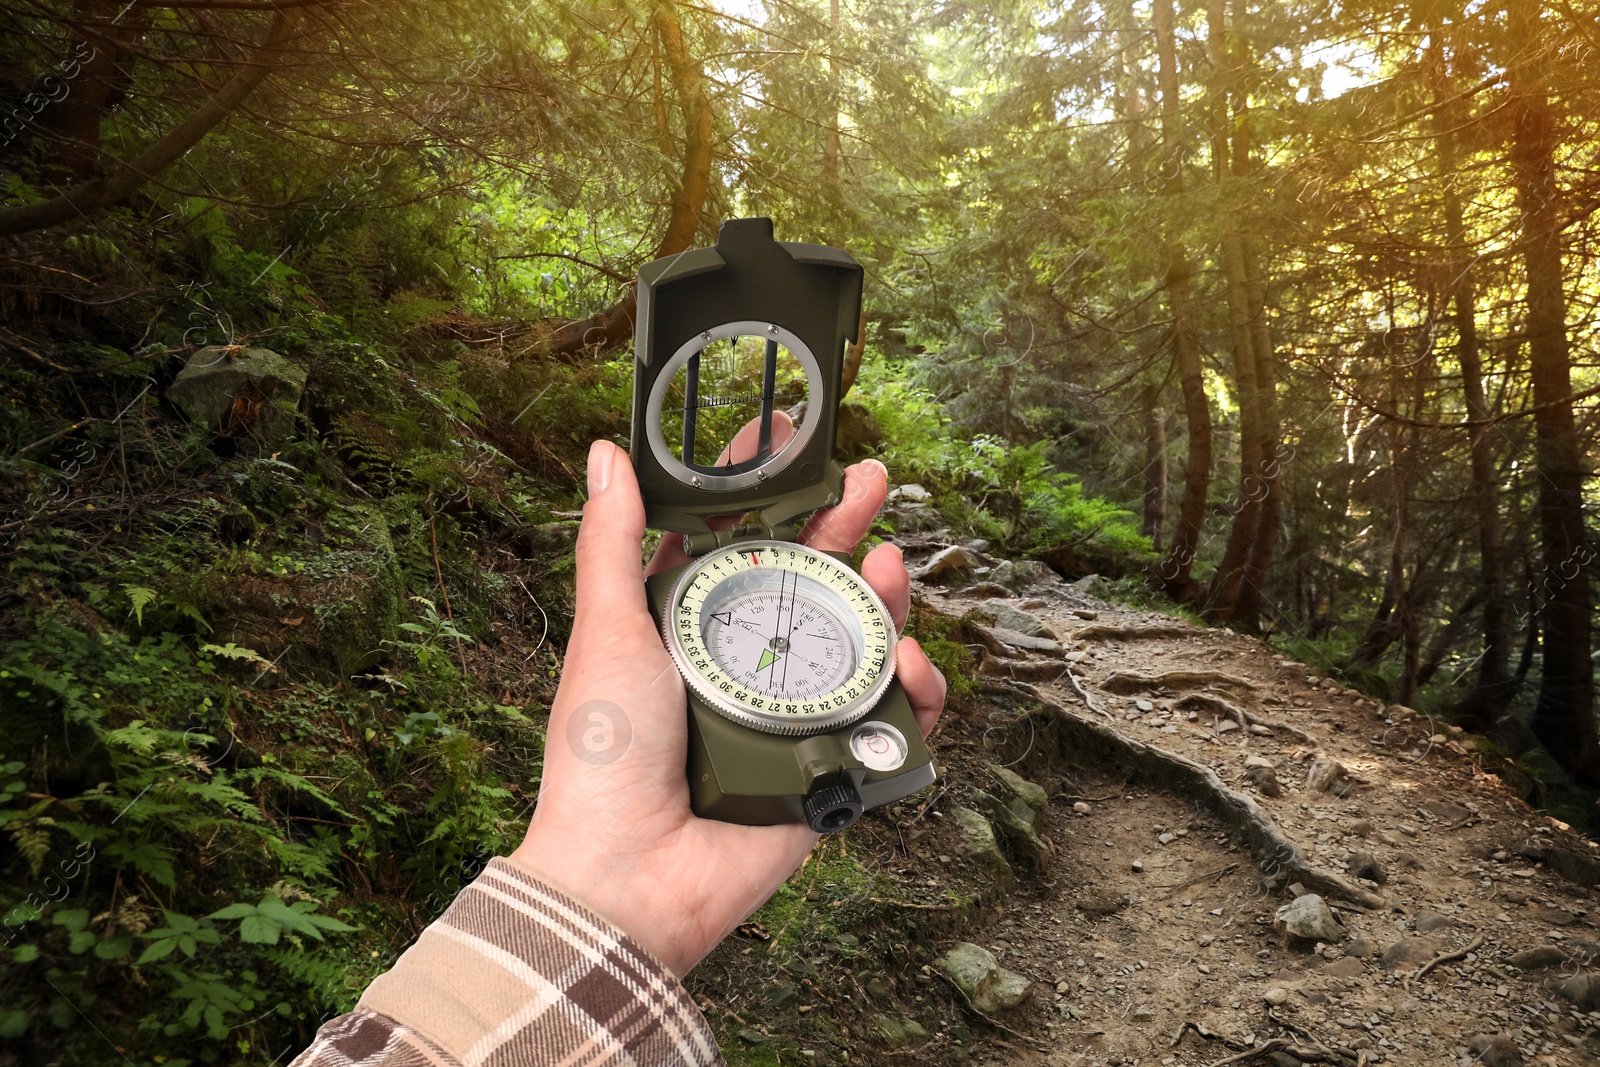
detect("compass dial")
[663,541,896,735]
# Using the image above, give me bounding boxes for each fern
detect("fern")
[123,584,158,626]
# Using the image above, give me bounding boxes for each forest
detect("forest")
[0,0,1597,1064]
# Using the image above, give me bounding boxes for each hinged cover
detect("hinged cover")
[631,217,864,540]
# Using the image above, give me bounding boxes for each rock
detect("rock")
[953,807,1009,872]
[1246,764,1284,797]
[1322,957,1365,978]
[1135,699,1154,712]
[1245,755,1276,769]
[1072,574,1106,596]
[889,483,933,504]
[1073,801,1092,815]
[957,582,1014,599]
[1467,1034,1522,1067]
[1507,946,1568,971]
[1263,987,1290,1006]
[975,789,1050,864]
[738,1028,771,1045]
[986,764,1049,811]
[769,982,800,1007]
[525,520,582,558]
[1533,905,1578,926]
[1378,937,1438,971]
[1306,758,1349,793]
[1421,799,1472,822]
[1215,719,1242,735]
[937,942,1035,1014]
[979,626,1064,655]
[1274,894,1347,946]
[1130,858,1143,872]
[989,559,1057,591]
[870,1016,928,1048]
[1413,910,1454,932]
[1345,818,1374,837]
[911,545,983,583]
[1070,608,1098,620]
[835,402,883,457]
[1347,851,1387,885]
[980,599,1058,638]
[1554,973,1600,1011]
[884,504,937,534]
[168,346,306,446]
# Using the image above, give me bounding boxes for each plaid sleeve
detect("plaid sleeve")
[291,857,723,1067]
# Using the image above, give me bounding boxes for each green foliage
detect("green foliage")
[207,896,357,947]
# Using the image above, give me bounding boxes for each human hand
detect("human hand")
[510,425,946,977]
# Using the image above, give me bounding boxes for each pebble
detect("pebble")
[1346,818,1374,836]
[1131,859,1144,873]
[1216,720,1241,735]
[1135,699,1154,712]
[1263,987,1290,1006]
[1073,801,1092,814]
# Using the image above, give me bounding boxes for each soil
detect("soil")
[688,557,1600,1067]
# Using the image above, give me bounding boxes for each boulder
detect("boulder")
[937,942,1035,1015]
[986,764,1049,811]
[1378,937,1438,971]
[1346,851,1387,885]
[980,599,1057,639]
[169,346,306,446]
[888,483,933,504]
[953,807,1009,873]
[910,545,982,583]
[1555,972,1600,1011]
[1306,758,1349,793]
[1273,894,1347,946]
[1467,1034,1522,1067]
[977,626,1063,656]
[989,559,1057,592]
[1507,946,1567,971]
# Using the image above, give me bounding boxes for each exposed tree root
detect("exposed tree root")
[1072,623,1204,642]
[986,682,1385,909]
[1404,934,1484,990]
[1101,670,1259,696]
[1176,693,1314,744]
[975,648,1075,684]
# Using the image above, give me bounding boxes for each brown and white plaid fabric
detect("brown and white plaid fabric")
[291,857,722,1067]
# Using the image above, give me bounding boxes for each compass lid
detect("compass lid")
[631,218,864,541]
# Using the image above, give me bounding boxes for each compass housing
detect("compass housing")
[661,540,898,736]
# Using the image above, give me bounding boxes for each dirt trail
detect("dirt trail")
[690,555,1600,1067]
[918,569,1600,1067]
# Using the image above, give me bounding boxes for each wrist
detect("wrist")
[508,830,699,977]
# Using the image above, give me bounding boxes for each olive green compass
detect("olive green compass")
[632,217,936,832]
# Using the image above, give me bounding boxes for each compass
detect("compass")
[633,218,936,832]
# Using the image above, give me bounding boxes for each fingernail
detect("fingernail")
[861,458,888,482]
[587,440,612,496]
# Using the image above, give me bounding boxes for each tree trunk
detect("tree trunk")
[1141,382,1167,552]
[1234,233,1281,628]
[1431,26,1513,729]
[1206,0,1266,621]
[35,0,129,182]
[1508,0,1598,785]
[0,10,300,238]
[823,0,841,198]
[1153,0,1212,600]
[543,0,714,359]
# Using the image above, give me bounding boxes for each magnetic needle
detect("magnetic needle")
[632,218,937,832]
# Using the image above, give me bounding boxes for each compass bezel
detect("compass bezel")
[661,540,898,736]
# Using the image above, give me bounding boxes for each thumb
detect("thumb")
[569,441,653,653]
